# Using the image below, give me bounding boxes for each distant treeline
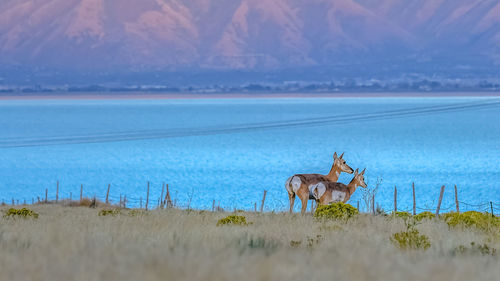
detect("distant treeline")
[2,79,500,94]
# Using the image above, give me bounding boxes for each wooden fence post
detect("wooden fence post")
[165,184,172,208]
[393,186,397,214]
[436,185,445,218]
[56,181,59,203]
[212,200,215,212]
[490,202,494,217]
[160,183,165,209]
[372,194,375,215]
[260,190,267,213]
[80,184,83,201]
[45,188,48,203]
[145,181,150,211]
[454,185,460,214]
[412,182,416,216]
[106,184,111,204]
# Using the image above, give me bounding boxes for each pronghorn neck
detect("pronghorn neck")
[346,178,359,197]
[326,164,340,181]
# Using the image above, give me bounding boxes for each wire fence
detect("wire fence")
[1,181,498,216]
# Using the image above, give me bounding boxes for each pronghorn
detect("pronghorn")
[285,152,354,214]
[312,168,367,206]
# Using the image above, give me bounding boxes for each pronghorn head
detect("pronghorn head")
[333,152,354,174]
[353,168,367,188]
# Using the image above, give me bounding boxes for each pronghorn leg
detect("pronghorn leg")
[297,188,309,214]
[300,196,308,214]
[289,193,296,213]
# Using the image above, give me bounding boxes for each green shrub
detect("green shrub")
[217,215,248,226]
[98,209,121,216]
[452,242,497,256]
[314,202,359,220]
[3,208,39,219]
[414,211,435,221]
[391,229,431,250]
[443,211,499,232]
[392,211,412,219]
[128,209,149,216]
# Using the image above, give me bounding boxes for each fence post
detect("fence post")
[260,190,267,213]
[45,188,48,203]
[412,182,416,216]
[436,185,445,218]
[454,185,460,214]
[70,192,72,201]
[80,184,83,201]
[165,184,172,208]
[106,184,111,204]
[491,202,494,217]
[56,181,59,203]
[254,202,257,212]
[212,200,215,212]
[160,183,165,209]
[123,195,127,209]
[393,186,397,214]
[145,181,150,211]
[372,194,375,215]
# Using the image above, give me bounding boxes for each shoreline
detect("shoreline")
[2,91,500,100]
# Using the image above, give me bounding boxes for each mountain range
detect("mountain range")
[1,0,499,81]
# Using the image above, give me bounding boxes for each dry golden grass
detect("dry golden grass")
[0,205,498,281]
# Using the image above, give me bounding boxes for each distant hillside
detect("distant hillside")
[0,0,499,80]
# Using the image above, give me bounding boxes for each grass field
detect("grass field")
[0,204,498,281]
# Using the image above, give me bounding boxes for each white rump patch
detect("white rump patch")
[330,190,346,203]
[289,176,302,194]
[310,182,326,200]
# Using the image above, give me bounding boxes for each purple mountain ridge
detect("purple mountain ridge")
[0,0,499,72]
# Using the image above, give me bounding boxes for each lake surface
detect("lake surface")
[0,96,499,213]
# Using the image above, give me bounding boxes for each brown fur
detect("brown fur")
[286,153,354,214]
[317,168,367,206]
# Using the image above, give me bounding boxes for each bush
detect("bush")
[443,211,499,232]
[391,229,431,250]
[98,209,121,216]
[392,211,412,219]
[452,242,497,256]
[4,208,39,219]
[128,209,149,216]
[414,211,435,221]
[314,202,358,220]
[216,215,248,226]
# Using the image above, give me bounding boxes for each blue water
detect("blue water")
[0,97,499,213]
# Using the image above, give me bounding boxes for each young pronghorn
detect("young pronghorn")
[285,152,354,214]
[313,168,367,206]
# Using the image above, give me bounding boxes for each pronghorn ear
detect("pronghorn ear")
[333,152,338,160]
[354,168,359,176]
[340,152,344,159]
[360,168,366,175]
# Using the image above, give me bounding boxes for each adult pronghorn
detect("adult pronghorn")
[312,168,367,206]
[285,152,354,214]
